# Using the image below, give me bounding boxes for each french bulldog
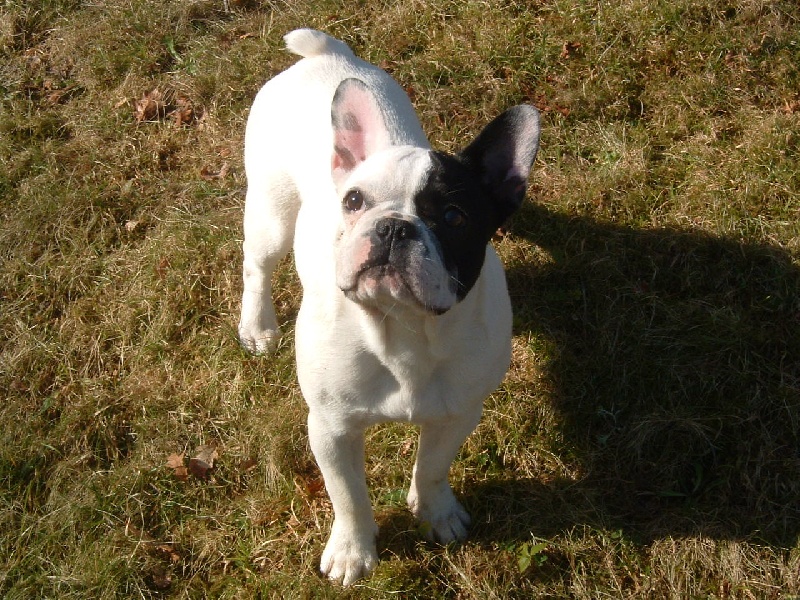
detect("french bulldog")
[238,29,540,585]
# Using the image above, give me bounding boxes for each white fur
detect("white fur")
[239,29,523,585]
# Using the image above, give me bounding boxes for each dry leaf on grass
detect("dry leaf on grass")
[135,88,169,122]
[199,162,230,180]
[43,87,73,105]
[188,444,218,480]
[560,40,582,59]
[400,438,414,456]
[295,474,325,500]
[155,256,171,280]
[239,456,258,472]
[147,565,172,591]
[782,99,800,114]
[151,543,181,564]
[172,94,196,126]
[166,453,188,481]
[525,91,571,117]
[132,88,204,126]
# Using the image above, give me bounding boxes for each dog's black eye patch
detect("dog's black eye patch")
[413,151,504,299]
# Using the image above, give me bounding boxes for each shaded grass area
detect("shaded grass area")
[505,204,800,540]
[1,0,799,597]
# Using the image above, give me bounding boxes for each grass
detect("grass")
[1,0,799,597]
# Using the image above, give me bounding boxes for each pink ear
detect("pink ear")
[331,79,391,187]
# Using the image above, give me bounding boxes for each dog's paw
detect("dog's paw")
[408,485,471,544]
[320,521,378,586]
[237,326,281,355]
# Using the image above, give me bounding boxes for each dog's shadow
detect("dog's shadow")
[466,202,800,548]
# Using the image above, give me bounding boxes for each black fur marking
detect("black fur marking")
[458,105,540,223]
[413,151,507,299]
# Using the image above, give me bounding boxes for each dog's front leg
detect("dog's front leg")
[407,410,481,544]
[307,412,378,585]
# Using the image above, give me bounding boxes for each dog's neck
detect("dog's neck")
[356,268,487,366]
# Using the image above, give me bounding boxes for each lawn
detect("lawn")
[1,0,799,597]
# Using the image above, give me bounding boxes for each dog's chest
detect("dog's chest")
[358,350,456,423]
[347,315,484,423]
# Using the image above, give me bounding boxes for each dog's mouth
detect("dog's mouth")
[341,262,451,316]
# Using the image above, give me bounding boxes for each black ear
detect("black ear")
[458,105,540,223]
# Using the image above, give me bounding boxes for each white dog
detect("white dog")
[238,29,540,585]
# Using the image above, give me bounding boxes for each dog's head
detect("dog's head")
[331,78,540,316]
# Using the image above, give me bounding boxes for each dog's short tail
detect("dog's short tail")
[284,29,355,59]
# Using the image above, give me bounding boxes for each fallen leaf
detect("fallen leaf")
[172,94,195,127]
[199,162,230,180]
[152,543,181,564]
[156,256,171,280]
[24,49,43,69]
[532,95,570,117]
[782,99,800,114]
[306,477,325,498]
[44,89,65,105]
[239,457,258,473]
[287,513,301,529]
[188,445,218,480]
[135,88,169,123]
[166,453,188,481]
[166,453,184,469]
[560,41,582,59]
[400,438,414,456]
[520,86,571,117]
[295,475,325,499]
[148,565,172,590]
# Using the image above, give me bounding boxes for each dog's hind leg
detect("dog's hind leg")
[238,172,299,354]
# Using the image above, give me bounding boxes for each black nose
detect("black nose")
[375,217,417,242]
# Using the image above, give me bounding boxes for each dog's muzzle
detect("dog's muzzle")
[338,216,456,315]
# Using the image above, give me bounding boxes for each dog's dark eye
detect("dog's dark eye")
[443,206,467,228]
[343,189,364,212]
